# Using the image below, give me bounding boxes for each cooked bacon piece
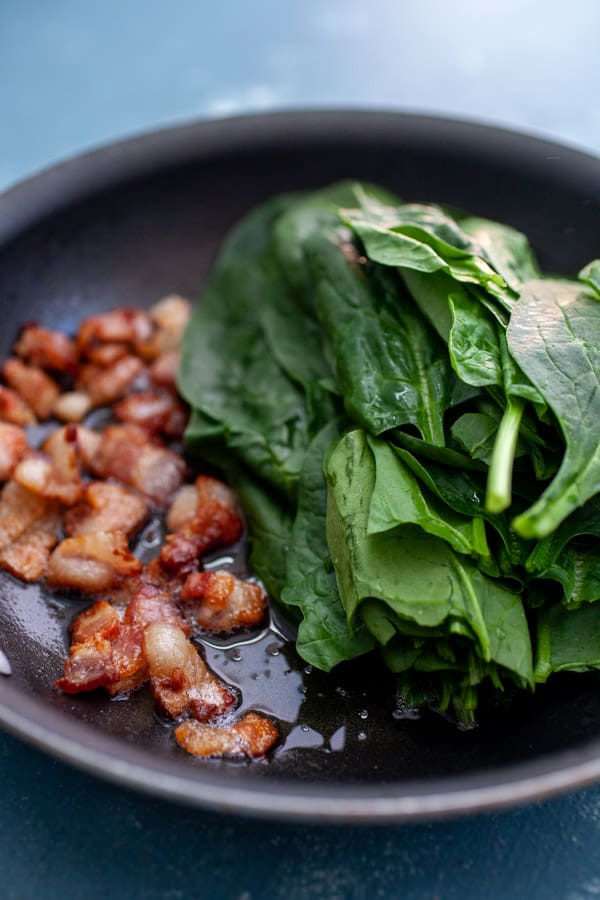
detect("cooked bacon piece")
[47,531,142,593]
[2,358,60,420]
[14,423,83,504]
[77,308,153,354]
[160,475,242,572]
[64,481,148,538]
[14,324,78,375]
[56,621,146,696]
[0,386,36,426]
[70,600,121,644]
[92,425,187,507]
[0,423,29,480]
[0,508,61,581]
[142,622,235,721]
[53,391,93,423]
[0,480,50,550]
[135,296,191,360]
[150,350,180,389]
[84,343,128,367]
[77,355,144,407]
[181,570,267,632]
[123,575,190,635]
[113,389,188,439]
[41,424,102,475]
[175,712,278,759]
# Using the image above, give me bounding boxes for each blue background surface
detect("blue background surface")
[1,2,600,897]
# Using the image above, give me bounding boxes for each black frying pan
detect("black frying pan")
[1,111,600,822]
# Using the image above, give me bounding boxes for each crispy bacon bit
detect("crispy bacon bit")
[2,358,60,420]
[175,712,278,759]
[64,481,148,538]
[135,296,191,360]
[92,425,187,507]
[150,350,180,389]
[70,600,121,644]
[83,343,129,367]
[0,480,50,550]
[160,475,243,572]
[0,423,29,481]
[77,355,145,407]
[0,386,36,426]
[0,508,61,582]
[142,622,235,721]
[14,423,83,504]
[14,324,79,374]
[181,570,267,632]
[47,531,142,593]
[113,389,188,439]
[77,308,153,354]
[124,576,190,635]
[55,622,146,696]
[53,391,93,423]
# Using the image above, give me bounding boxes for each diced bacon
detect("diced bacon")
[14,423,83,504]
[92,425,187,507]
[56,635,115,694]
[160,475,242,572]
[175,712,278,759]
[166,484,198,533]
[2,358,60,420]
[135,296,191,360]
[150,295,191,343]
[113,389,188,439]
[47,532,142,593]
[0,507,61,582]
[42,425,102,475]
[55,621,146,696]
[77,308,153,354]
[70,600,121,644]
[53,391,93,423]
[0,480,50,550]
[181,570,267,632]
[123,577,190,635]
[142,622,235,721]
[150,351,180,389]
[77,355,144,407]
[64,481,148,538]
[14,324,78,375]
[83,343,129,367]
[0,423,29,480]
[0,386,36,426]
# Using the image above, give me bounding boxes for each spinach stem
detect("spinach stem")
[486,397,526,514]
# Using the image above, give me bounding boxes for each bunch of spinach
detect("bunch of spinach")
[179,181,600,725]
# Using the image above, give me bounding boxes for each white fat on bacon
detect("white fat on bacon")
[77,354,145,407]
[142,622,235,721]
[113,389,188,439]
[175,712,278,759]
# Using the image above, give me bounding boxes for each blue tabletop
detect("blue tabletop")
[2,2,600,898]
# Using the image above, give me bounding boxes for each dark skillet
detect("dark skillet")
[1,111,600,823]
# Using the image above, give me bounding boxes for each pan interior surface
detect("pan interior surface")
[1,111,600,821]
